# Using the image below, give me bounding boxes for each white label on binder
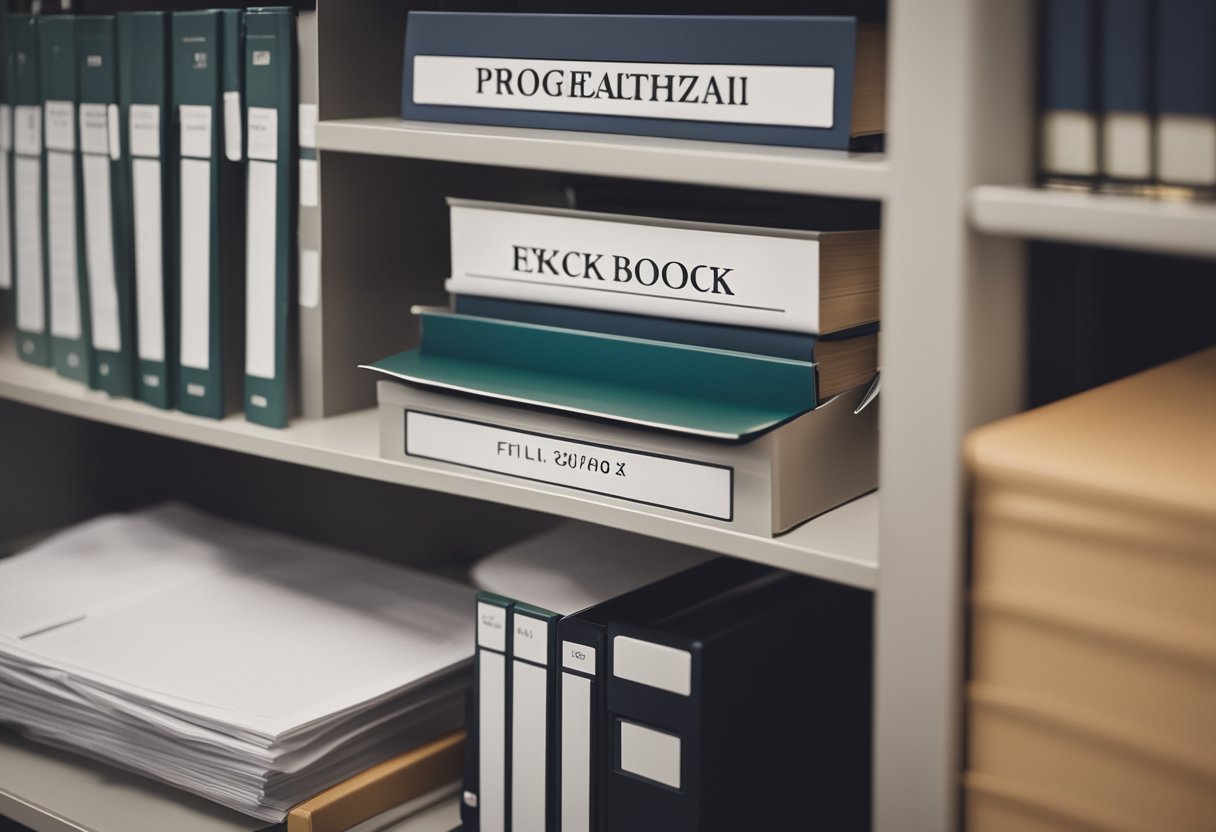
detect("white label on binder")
[298,249,320,308]
[298,103,318,150]
[299,157,318,207]
[561,673,592,832]
[44,101,75,151]
[511,661,548,832]
[245,159,278,379]
[0,153,10,289]
[179,105,213,159]
[246,106,278,162]
[14,106,41,156]
[412,55,835,129]
[613,636,691,696]
[179,158,211,369]
[562,641,595,675]
[79,103,109,156]
[448,202,824,334]
[619,720,682,790]
[405,412,733,520]
[129,104,161,159]
[82,154,120,351]
[47,151,81,339]
[0,105,12,152]
[476,602,507,651]
[133,158,165,361]
[513,613,549,666]
[14,157,43,332]
[107,104,121,160]
[223,91,242,162]
[478,650,506,832]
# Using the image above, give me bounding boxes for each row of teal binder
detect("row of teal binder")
[1,7,296,427]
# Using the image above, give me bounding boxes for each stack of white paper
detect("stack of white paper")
[0,504,475,822]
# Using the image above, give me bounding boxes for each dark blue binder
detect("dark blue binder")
[1099,0,1151,185]
[1154,0,1216,190]
[1039,0,1097,183]
[401,13,879,150]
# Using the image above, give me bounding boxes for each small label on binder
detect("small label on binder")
[513,613,549,666]
[562,641,596,675]
[14,106,41,156]
[44,101,75,151]
[80,103,109,156]
[179,105,213,159]
[477,602,507,651]
[129,105,161,159]
[108,104,121,161]
[247,106,278,162]
[0,105,12,151]
[404,412,733,520]
[223,91,242,161]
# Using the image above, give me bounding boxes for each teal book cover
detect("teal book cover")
[39,14,92,384]
[118,11,173,408]
[77,15,134,397]
[242,7,295,428]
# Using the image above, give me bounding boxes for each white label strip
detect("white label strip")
[247,106,278,162]
[14,106,41,156]
[613,636,692,696]
[0,152,10,289]
[79,103,109,156]
[511,661,548,832]
[44,101,75,151]
[107,104,121,161]
[560,673,592,832]
[298,103,318,150]
[513,612,549,666]
[223,91,242,162]
[405,411,733,520]
[618,720,682,790]
[129,104,161,159]
[245,159,278,379]
[179,158,211,370]
[478,650,506,832]
[179,104,213,160]
[448,203,822,334]
[47,151,81,339]
[562,641,596,676]
[1156,114,1216,186]
[298,248,320,308]
[413,55,835,129]
[476,602,507,651]
[133,158,165,362]
[82,154,121,351]
[14,157,43,331]
[299,157,318,207]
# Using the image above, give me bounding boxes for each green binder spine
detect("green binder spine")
[77,15,134,397]
[242,7,295,428]
[171,9,245,419]
[39,14,92,383]
[118,11,173,409]
[9,14,48,365]
[1,9,13,323]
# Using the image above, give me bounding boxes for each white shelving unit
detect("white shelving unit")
[4,2,1210,832]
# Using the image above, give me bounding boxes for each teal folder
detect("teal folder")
[117,11,173,408]
[77,15,134,397]
[361,310,819,440]
[10,14,48,365]
[171,10,245,419]
[242,7,295,428]
[39,15,91,383]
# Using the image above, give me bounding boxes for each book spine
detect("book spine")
[510,602,560,832]
[475,593,514,832]
[1099,0,1153,191]
[78,15,135,397]
[447,200,826,334]
[402,13,864,150]
[119,11,174,409]
[557,617,605,832]
[40,14,92,383]
[0,9,12,307]
[1039,0,1098,188]
[1154,0,1216,196]
[296,6,322,418]
[242,7,295,427]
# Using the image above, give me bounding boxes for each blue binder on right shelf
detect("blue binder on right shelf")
[604,572,873,832]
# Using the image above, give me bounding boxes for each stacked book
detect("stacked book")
[0,4,319,428]
[965,348,1216,831]
[1039,0,1216,198]
[0,503,475,822]
[460,522,873,832]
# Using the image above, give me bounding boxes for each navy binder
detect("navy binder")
[1039,0,1097,185]
[604,573,872,832]
[1154,0,1216,193]
[1098,0,1152,188]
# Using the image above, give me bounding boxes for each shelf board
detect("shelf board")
[316,117,889,200]
[0,729,459,832]
[0,344,879,589]
[970,185,1216,258]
